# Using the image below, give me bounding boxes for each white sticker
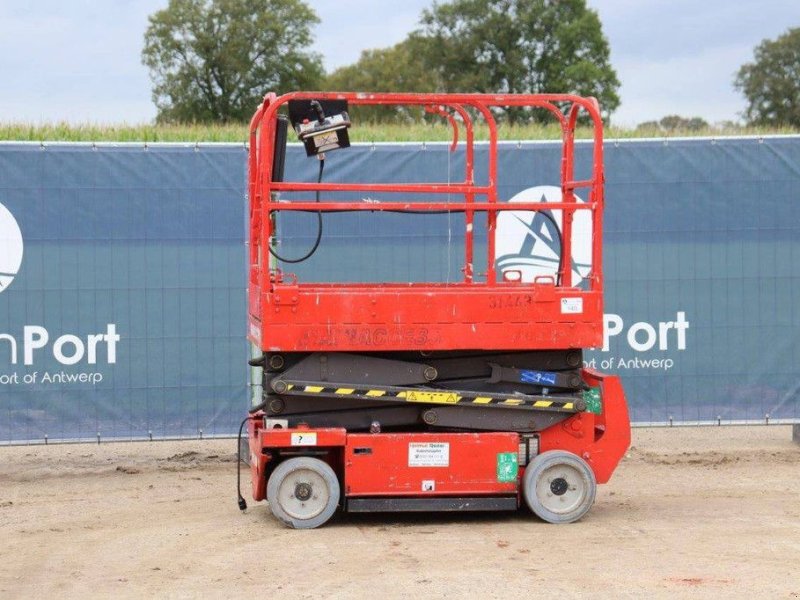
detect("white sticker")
[408,442,450,467]
[314,132,338,148]
[422,480,436,492]
[561,297,583,314]
[291,432,317,446]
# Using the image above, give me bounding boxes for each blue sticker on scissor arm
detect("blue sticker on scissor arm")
[519,370,558,385]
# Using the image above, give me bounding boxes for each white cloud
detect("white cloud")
[1,0,799,125]
[589,0,800,125]
[0,0,165,122]
[309,0,429,71]
[612,44,755,126]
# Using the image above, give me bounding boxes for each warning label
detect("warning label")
[560,297,583,314]
[496,452,518,482]
[408,442,450,467]
[290,432,317,446]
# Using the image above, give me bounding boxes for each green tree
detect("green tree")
[416,0,620,123]
[325,37,438,121]
[636,115,709,133]
[735,28,800,127]
[142,0,324,123]
[326,38,435,93]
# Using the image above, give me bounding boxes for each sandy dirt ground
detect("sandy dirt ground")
[1,426,799,599]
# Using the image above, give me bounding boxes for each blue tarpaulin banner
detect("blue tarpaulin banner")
[0,144,248,441]
[0,137,798,442]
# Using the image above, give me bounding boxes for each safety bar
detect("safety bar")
[249,92,604,291]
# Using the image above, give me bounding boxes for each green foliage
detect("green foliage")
[416,0,620,123]
[324,0,619,124]
[637,115,710,133]
[324,38,437,122]
[141,0,324,123]
[4,121,796,144]
[0,121,250,142]
[326,38,437,94]
[735,28,800,127]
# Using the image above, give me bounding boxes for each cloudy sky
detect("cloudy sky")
[1,0,799,127]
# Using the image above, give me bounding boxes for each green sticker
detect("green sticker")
[496,452,518,483]
[583,387,602,414]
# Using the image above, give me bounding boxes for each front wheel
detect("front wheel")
[523,450,597,524]
[266,457,340,529]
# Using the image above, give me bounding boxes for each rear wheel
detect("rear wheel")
[266,457,340,529]
[523,450,596,524]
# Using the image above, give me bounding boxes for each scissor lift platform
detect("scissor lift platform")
[240,92,630,528]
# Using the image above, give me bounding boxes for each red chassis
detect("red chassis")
[242,92,630,528]
[246,369,629,526]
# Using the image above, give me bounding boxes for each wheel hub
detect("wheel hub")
[294,482,313,501]
[536,465,587,515]
[523,450,598,524]
[550,477,568,496]
[276,468,330,521]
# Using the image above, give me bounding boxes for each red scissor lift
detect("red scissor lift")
[243,92,630,528]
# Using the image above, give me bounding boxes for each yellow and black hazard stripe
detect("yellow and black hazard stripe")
[273,381,581,413]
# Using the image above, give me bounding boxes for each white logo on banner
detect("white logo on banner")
[495,185,592,288]
[0,201,122,386]
[495,187,689,372]
[0,202,24,293]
